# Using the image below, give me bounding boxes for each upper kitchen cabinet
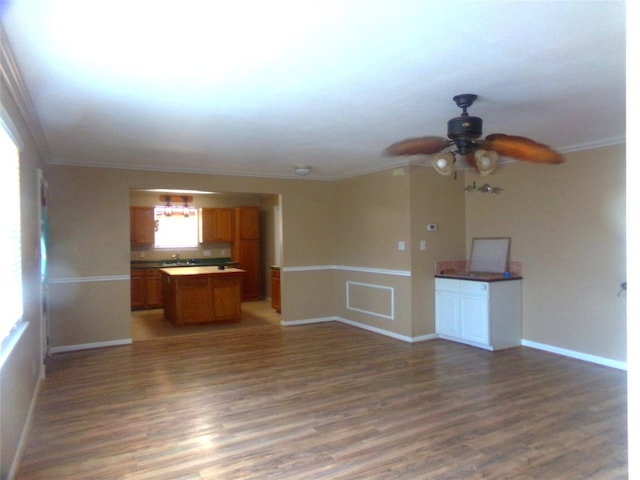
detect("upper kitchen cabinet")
[199,208,234,243]
[234,206,260,240]
[130,207,155,246]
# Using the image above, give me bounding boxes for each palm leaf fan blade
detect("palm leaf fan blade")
[483,134,565,164]
[384,136,450,156]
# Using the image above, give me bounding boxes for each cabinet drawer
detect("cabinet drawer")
[177,277,209,289]
[436,278,488,296]
[458,281,488,295]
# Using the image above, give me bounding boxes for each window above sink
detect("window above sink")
[154,206,199,249]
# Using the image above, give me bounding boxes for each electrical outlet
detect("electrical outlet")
[398,241,406,251]
[420,240,427,251]
[203,250,212,257]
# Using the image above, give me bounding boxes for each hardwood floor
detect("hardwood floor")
[130,300,282,341]
[17,317,627,479]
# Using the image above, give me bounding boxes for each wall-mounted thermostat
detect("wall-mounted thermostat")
[427,224,438,232]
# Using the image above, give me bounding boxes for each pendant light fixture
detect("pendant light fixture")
[163,195,173,216]
[182,196,190,217]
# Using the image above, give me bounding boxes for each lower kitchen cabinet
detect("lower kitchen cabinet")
[131,269,146,310]
[131,268,163,310]
[270,266,281,312]
[160,267,244,325]
[145,269,162,308]
[235,239,260,300]
[435,277,522,351]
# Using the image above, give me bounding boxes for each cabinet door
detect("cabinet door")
[199,208,215,243]
[237,240,260,300]
[131,269,146,310]
[235,206,260,240]
[199,208,234,243]
[131,207,155,245]
[459,295,489,344]
[214,208,234,242]
[145,269,162,308]
[271,268,281,312]
[176,277,212,324]
[211,276,242,320]
[435,291,459,337]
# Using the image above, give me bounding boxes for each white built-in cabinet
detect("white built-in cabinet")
[435,277,522,351]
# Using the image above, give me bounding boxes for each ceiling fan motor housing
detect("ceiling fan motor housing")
[447,115,483,154]
[447,115,483,139]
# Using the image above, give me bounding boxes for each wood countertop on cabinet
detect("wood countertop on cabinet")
[159,266,245,276]
[160,267,246,325]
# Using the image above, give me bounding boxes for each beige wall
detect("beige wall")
[331,166,467,339]
[43,144,627,364]
[409,164,466,337]
[334,168,412,269]
[464,144,626,361]
[331,169,413,336]
[44,165,339,343]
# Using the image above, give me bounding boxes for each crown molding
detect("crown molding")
[0,29,50,160]
[559,135,626,153]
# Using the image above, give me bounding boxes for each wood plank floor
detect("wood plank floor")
[17,313,627,479]
[130,300,283,341]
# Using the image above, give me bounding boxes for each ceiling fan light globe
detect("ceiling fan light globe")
[474,149,498,176]
[433,152,454,176]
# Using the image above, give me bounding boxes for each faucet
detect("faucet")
[171,253,180,261]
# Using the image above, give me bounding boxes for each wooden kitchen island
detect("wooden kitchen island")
[160,266,245,326]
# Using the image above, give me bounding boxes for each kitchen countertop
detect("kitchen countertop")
[159,266,245,276]
[131,258,239,269]
[435,273,522,282]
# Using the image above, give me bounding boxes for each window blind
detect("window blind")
[0,123,23,343]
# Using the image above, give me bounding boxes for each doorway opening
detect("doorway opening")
[128,189,283,341]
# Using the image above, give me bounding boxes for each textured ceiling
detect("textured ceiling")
[1,1,627,180]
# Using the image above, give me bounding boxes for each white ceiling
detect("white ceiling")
[1,1,627,180]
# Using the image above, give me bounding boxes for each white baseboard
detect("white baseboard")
[50,338,132,354]
[7,373,43,480]
[337,317,414,342]
[521,339,626,370]
[280,316,335,326]
[280,317,627,370]
[281,316,437,343]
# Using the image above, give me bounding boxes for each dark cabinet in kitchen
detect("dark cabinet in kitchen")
[131,268,162,310]
[271,266,281,313]
[232,207,261,300]
[130,207,155,246]
[199,208,234,243]
[131,269,146,310]
[160,267,244,325]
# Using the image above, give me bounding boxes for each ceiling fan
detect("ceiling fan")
[384,94,565,176]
